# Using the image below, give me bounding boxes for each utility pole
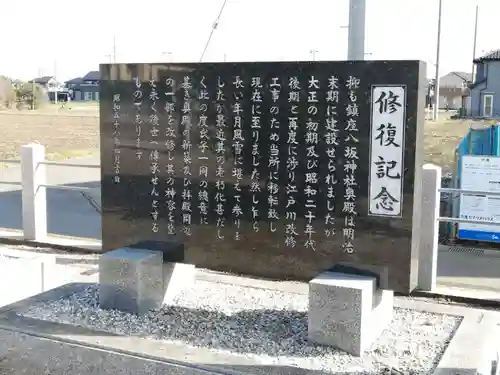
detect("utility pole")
[341,25,371,58]
[347,0,366,60]
[471,5,479,82]
[309,49,318,61]
[433,0,443,122]
[32,78,35,110]
[53,60,58,104]
[113,35,117,63]
[32,68,42,110]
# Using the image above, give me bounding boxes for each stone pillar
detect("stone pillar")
[418,164,442,291]
[21,144,47,241]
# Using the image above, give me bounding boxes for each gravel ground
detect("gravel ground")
[18,280,461,375]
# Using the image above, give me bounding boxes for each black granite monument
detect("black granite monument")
[100,61,426,294]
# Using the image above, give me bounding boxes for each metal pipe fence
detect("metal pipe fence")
[38,161,100,192]
[0,159,22,185]
[39,184,94,192]
[0,160,20,164]
[41,161,100,169]
[0,144,100,242]
[437,187,500,225]
[0,158,99,190]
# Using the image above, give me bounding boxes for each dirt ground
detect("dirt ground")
[424,116,493,172]
[0,105,99,161]
[0,107,493,173]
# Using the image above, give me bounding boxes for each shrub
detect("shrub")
[0,76,15,109]
[15,82,48,110]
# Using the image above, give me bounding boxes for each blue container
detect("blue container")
[455,124,500,242]
[457,126,498,172]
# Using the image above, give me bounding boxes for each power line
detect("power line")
[199,0,228,62]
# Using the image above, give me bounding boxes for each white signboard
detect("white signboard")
[458,155,500,241]
[368,85,406,217]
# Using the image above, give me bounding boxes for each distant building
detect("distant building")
[28,76,66,102]
[469,49,500,117]
[426,79,434,108]
[438,71,471,110]
[64,71,100,101]
[28,76,62,92]
[11,79,24,90]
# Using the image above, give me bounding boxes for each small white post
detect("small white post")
[418,164,442,291]
[21,144,47,241]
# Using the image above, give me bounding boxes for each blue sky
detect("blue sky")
[2,0,498,82]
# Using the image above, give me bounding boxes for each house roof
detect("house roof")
[65,77,83,84]
[473,49,500,63]
[439,71,472,88]
[82,71,100,81]
[29,76,55,84]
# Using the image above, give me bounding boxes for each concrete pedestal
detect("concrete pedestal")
[308,271,393,356]
[99,248,195,314]
[99,248,164,314]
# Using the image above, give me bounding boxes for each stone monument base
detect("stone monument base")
[99,247,195,314]
[308,271,393,356]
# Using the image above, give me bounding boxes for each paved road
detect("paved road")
[0,156,101,239]
[435,249,500,300]
[0,329,227,375]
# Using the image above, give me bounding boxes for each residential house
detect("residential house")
[65,77,82,89]
[438,71,471,110]
[28,76,65,101]
[426,79,434,108]
[28,76,61,92]
[65,71,100,101]
[469,49,500,117]
[10,79,24,90]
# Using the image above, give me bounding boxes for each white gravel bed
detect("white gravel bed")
[18,280,461,374]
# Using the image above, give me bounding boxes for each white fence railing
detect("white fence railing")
[418,164,500,292]
[0,144,99,242]
[0,159,21,185]
[1,146,500,293]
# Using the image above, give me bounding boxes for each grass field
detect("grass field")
[0,108,492,172]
